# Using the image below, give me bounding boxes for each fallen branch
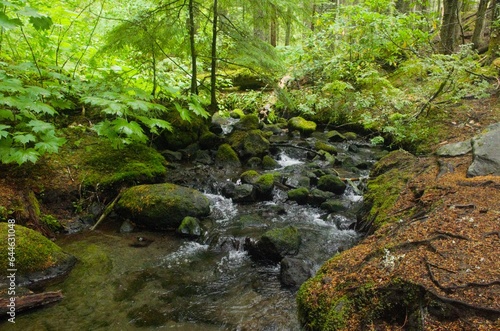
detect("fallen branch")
[90,191,123,231]
[0,291,63,314]
[413,68,455,119]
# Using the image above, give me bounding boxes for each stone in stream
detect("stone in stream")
[245,225,301,263]
[287,117,317,136]
[280,257,313,289]
[115,183,211,230]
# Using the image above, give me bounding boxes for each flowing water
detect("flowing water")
[3,136,383,331]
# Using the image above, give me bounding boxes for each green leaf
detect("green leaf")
[126,100,152,112]
[27,120,54,133]
[25,86,52,98]
[102,102,127,116]
[189,96,210,118]
[29,16,53,31]
[28,101,57,115]
[0,12,22,30]
[35,133,66,154]
[136,116,172,134]
[0,96,29,110]
[13,133,36,145]
[10,148,40,165]
[0,78,24,93]
[0,109,14,120]
[0,124,10,138]
[16,7,44,18]
[174,103,191,122]
[112,118,147,142]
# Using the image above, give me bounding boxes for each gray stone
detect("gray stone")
[467,123,500,177]
[436,140,472,156]
[280,257,313,288]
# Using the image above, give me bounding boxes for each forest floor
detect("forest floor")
[300,94,500,330]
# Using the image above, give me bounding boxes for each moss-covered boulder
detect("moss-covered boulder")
[199,131,224,150]
[215,144,241,168]
[0,223,75,285]
[115,183,210,230]
[247,226,301,263]
[308,189,335,206]
[262,155,280,170]
[161,112,208,150]
[288,117,317,136]
[228,129,270,158]
[240,170,260,184]
[81,141,167,191]
[234,114,260,131]
[326,130,347,142]
[317,175,347,195]
[288,187,310,205]
[255,173,275,199]
[315,141,338,155]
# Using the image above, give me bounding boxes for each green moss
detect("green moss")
[240,170,260,184]
[255,173,275,197]
[215,143,241,167]
[288,117,317,136]
[0,223,69,275]
[82,142,166,190]
[362,150,418,230]
[288,187,310,205]
[235,114,260,130]
[262,155,280,170]
[0,206,8,221]
[40,214,63,232]
[315,141,338,155]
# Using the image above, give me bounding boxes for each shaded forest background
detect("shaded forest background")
[0,0,499,165]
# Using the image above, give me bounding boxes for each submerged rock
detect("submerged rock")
[115,183,210,230]
[280,257,313,289]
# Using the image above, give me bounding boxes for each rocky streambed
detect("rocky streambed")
[1,114,386,330]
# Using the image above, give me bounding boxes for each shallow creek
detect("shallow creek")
[5,137,383,330]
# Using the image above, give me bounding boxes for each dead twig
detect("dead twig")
[90,191,123,231]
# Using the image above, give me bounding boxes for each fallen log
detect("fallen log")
[0,290,63,314]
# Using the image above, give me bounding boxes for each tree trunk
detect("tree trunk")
[253,7,266,41]
[488,0,500,62]
[472,0,489,50]
[440,0,461,54]
[188,0,198,94]
[270,5,278,47]
[210,0,218,112]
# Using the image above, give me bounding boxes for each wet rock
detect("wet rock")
[288,117,317,136]
[280,257,313,289]
[215,143,241,168]
[321,199,346,213]
[467,122,500,177]
[317,175,347,195]
[240,170,260,184]
[343,132,358,140]
[288,187,310,205]
[308,189,335,206]
[199,131,224,150]
[194,150,213,165]
[115,183,211,230]
[120,219,135,233]
[326,130,346,142]
[161,150,183,162]
[177,216,202,237]
[254,173,275,200]
[233,114,260,131]
[315,141,338,155]
[246,156,262,169]
[221,182,255,202]
[228,129,270,158]
[262,155,280,170]
[246,225,301,263]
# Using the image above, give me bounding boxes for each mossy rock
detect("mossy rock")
[317,175,347,195]
[80,141,167,191]
[0,223,74,277]
[234,114,260,131]
[240,170,260,184]
[199,131,224,150]
[176,216,202,237]
[315,141,338,155]
[262,155,280,170]
[161,112,208,150]
[215,143,241,168]
[288,117,317,136]
[255,173,275,199]
[115,183,211,230]
[359,150,418,232]
[321,199,346,213]
[228,129,270,158]
[343,132,358,140]
[288,187,310,205]
[249,226,301,263]
[231,68,266,90]
[326,130,346,142]
[230,109,245,118]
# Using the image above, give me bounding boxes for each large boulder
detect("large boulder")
[215,144,241,168]
[0,223,76,287]
[288,117,317,136]
[228,129,270,158]
[115,183,211,230]
[317,175,347,195]
[467,122,500,177]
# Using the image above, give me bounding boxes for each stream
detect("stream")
[4,132,384,330]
